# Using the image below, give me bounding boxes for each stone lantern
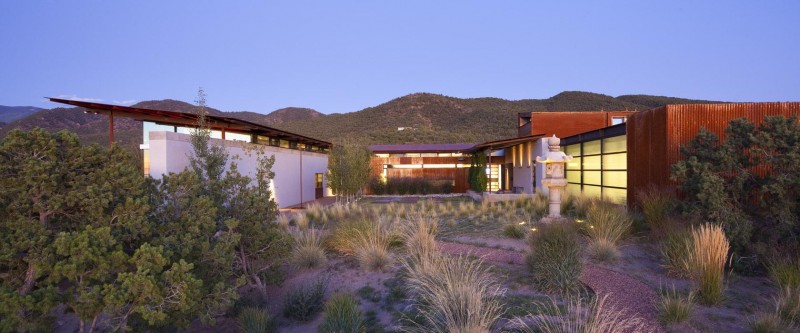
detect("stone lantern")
[535,135,573,221]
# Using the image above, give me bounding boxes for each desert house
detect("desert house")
[49,98,331,209]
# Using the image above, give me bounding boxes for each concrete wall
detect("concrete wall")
[532,138,549,195]
[148,131,329,208]
[501,138,549,195]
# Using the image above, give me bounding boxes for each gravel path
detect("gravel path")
[437,240,664,333]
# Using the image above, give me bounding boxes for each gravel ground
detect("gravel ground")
[437,240,664,333]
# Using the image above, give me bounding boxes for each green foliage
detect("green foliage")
[328,138,372,202]
[503,224,526,239]
[290,228,328,270]
[583,203,632,263]
[369,177,454,195]
[672,116,800,265]
[283,279,327,322]
[238,306,277,333]
[468,151,488,192]
[749,313,785,333]
[637,186,677,236]
[319,293,365,333]
[661,227,693,278]
[526,222,583,294]
[769,256,800,290]
[659,286,694,324]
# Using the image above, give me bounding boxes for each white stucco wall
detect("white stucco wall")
[148,131,329,208]
[532,138,550,195]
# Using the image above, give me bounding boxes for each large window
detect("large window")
[564,135,627,203]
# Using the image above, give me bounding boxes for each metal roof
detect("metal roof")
[369,143,477,153]
[48,98,331,148]
[470,134,545,151]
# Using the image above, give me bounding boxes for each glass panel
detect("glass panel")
[566,183,582,195]
[566,157,581,170]
[142,121,175,145]
[375,154,390,158]
[226,132,251,142]
[583,185,602,199]
[565,144,581,156]
[603,187,627,204]
[279,140,290,148]
[420,153,437,157]
[603,135,626,153]
[583,156,601,170]
[142,149,150,176]
[583,140,601,155]
[603,171,627,188]
[406,153,420,157]
[602,153,627,170]
[566,170,581,183]
[210,130,223,139]
[438,153,452,157]
[583,171,601,185]
[611,116,626,125]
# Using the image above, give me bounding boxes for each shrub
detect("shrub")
[290,228,327,269]
[401,214,438,261]
[400,253,505,333]
[513,294,647,333]
[661,225,693,278]
[749,313,785,333]
[682,223,730,305]
[351,217,394,271]
[319,293,365,333]
[327,218,374,255]
[768,256,800,290]
[283,279,327,321]
[659,286,694,324]
[238,307,276,333]
[637,186,676,236]
[503,224,526,239]
[584,203,632,262]
[526,222,582,294]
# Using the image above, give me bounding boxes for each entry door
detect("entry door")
[315,173,324,198]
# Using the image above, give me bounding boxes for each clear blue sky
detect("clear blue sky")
[1,1,798,114]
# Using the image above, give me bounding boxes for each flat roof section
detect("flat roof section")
[48,98,332,149]
[369,143,477,154]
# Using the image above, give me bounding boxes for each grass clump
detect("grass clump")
[583,203,632,262]
[749,312,785,333]
[682,223,730,305]
[660,225,693,278]
[658,286,694,324]
[636,186,675,236]
[319,293,365,333]
[775,286,800,327]
[238,306,277,333]
[353,217,394,272]
[283,279,327,322]
[768,256,800,290]
[289,228,327,269]
[503,223,526,239]
[513,295,648,333]
[526,222,582,294]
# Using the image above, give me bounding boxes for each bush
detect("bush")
[513,295,647,333]
[319,293,365,333]
[290,228,328,269]
[369,177,454,195]
[659,286,694,324]
[526,222,582,294]
[584,203,632,262]
[503,224,526,239]
[637,186,676,236]
[775,286,800,327]
[283,279,327,321]
[238,307,276,333]
[749,313,785,333]
[400,253,505,333]
[350,217,395,271]
[683,224,730,305]
[327,218,375,255]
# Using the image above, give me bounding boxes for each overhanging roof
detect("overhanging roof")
[470,134,545,151]
[369,143,476,154]
[48,98,331,148]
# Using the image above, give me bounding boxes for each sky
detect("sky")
[1,1,798,114]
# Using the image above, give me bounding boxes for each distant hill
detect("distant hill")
[0,91,721,150]
[0,105,43,123]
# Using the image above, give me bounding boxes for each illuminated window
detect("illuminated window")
[611,116,627,125]
[563,134,627,202]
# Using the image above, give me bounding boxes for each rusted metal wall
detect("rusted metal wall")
[529,111,636,138]
[627,102,800,206]
[369,156,469,193]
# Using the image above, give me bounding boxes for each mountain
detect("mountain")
[0,106,43,123]
[0,91,721,150]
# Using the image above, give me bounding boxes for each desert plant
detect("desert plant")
[350,217,395,271]
[659,286,694,324]
[661,226,693,278]
[294,212,310,230]
[682,223,730,305]
[283,279,327,321]
[637,186,676,236]
[238,306,277,333]
[584,203,632,262]
[749,312,785,333]
[400,253,505,333]
[513,294,649,333]
[775,286,800,327]
[526,222,582,294]
[277,213,291,230]
[503,223,526,239]
[290,228,328,269]
[319,293,365,333]
[769,256,800,290]
[401,214,438,261]
[326,218,375,255]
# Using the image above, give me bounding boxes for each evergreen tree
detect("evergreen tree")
[468,151,488,192]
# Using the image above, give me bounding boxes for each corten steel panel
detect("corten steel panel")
[628,103,800,207]
[518,122,531,137]
[529,111,637,138]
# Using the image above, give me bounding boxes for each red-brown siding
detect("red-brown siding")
[627,103,800,206]
[527,111,636,138]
